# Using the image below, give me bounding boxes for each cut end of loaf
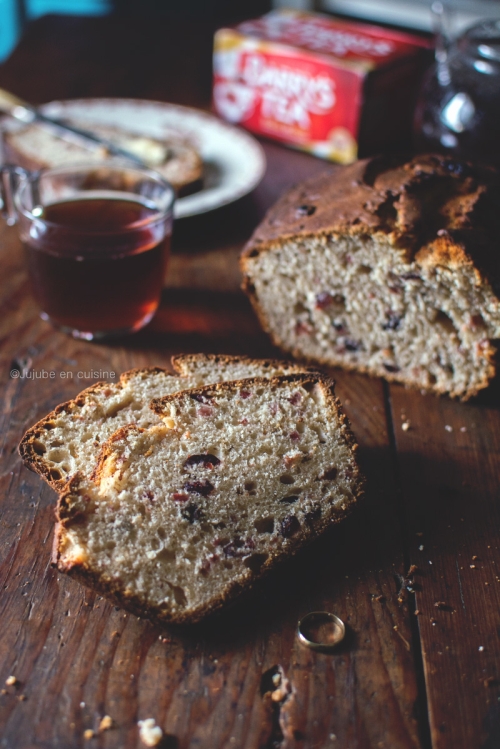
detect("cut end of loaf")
[54,374,363,625]
[242,155,500,400]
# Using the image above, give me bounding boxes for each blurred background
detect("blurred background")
[1,0,500,63]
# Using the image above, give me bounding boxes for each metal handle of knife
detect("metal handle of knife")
[0,87,148,167]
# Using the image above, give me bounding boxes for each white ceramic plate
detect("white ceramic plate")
[38,98,267,219]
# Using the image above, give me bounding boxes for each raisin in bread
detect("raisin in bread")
[20,354,311,491]
[3,119,203,196]
[54,374,362,625]
[241,154,500,400]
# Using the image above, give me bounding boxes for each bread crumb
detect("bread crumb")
[99,715,114,732]
[479,646,485,652]
[484,676,498,687]
[83,729,95,740]
[460,426,467,432]
[374,595,385,603]
[434,601,447,609]
[408,564,418,575]
[401,421,411,432]
[18,694,26,701]
[444,425,453,432]
[5,676,17,686]
[414,609,420,616]
[470,565,477,569]
[138,718,163,746]
[0,689,6,695]
[419,545,424,551]
[472,555,479,561]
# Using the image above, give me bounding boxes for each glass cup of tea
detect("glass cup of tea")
[0,162,175,340]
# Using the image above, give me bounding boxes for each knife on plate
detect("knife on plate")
[0,87,149,167]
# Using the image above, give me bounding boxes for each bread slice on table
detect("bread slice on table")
[19,354,312,492]
[3,120,203,196]
[54,374,363,625]
[241,154,500,400]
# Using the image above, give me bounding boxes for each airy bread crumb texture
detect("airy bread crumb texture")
[242,154,500,400]
[56,375,362,624]
[244,233,500,399]
[20,355,309,490]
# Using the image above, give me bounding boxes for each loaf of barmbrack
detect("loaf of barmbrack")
[241,154,500,399]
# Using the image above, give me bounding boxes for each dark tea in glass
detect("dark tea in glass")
[11,164,174,339]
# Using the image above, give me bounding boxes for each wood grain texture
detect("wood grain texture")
[0,220,423,748]
[388,385,500,749]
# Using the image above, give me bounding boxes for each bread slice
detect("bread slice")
[171,352,313,380]
[19,355,311,491]
[241,154,500,400]
[54,374,362,625]
[3,120,203,196]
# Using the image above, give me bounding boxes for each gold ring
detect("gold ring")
[297,611,346,652]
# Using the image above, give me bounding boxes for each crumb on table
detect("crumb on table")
[138,718,163,747]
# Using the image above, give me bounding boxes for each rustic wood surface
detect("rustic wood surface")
[0,12,498,749]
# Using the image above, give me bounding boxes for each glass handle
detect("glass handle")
[0,165,29,226]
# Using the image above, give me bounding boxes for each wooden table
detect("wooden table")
[0,13,499,749]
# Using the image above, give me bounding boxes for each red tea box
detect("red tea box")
[213,10,430,163]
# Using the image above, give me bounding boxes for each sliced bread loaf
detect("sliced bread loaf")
[19,355,310,491]
[3,120,203,196]
[54,374,362,625]
[241,154,500,400]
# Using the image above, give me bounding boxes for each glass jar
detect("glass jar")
[414,19,500,166]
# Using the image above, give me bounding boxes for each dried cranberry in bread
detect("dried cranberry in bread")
[54,374,363,625]
[241,154,500,400]
[19,354,311,491]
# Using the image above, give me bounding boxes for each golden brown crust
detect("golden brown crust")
[241,153,500,291]
[53,374,364,625]
[240,154,500,400]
